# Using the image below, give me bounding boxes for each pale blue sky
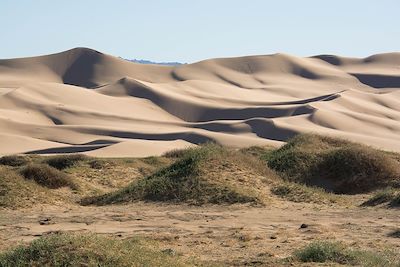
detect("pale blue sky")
[1,0,399,62]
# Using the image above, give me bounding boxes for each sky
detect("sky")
[1,0,399,63]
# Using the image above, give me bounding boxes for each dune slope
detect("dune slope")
[0,48,399,156]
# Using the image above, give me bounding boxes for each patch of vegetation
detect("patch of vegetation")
[163,148,190,158]
[239,146,272,158]
[88,159,106,169]
[362,188,400,208]
[20,164,77,189]
[388,229,400,238]
[271,182,339,204]
[82,144,269,206]
[0,233,187,267]
[0,155,29,167]
[45,154,88,170]
[293,241,399,266]
[389,194,400,207]
[0,167,59,209]
[265,134,400,194]
[362,188,397,206]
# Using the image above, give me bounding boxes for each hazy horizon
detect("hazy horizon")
[1,0,399,62]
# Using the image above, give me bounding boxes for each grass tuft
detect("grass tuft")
[82,144,266,206]
[45,154,88,170]
[265,134,400,194]
[271,182,339,204]
[0,233,186,267]
[294,241,355,264]
[20,164,77,189]
[0,155,29,167]
[294,241,399,266]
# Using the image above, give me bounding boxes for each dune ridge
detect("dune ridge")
[0,48,399,157]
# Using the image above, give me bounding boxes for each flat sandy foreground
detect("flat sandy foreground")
[0,48,400,156]
[1,202,399,265]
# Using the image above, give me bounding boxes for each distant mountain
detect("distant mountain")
[122,58,184,66]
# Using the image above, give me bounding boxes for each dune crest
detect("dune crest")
[0,48,399,156]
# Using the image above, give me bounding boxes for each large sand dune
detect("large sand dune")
[0,48,399,156]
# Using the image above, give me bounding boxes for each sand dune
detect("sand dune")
[0,48,399,156]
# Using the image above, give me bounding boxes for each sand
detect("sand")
[1,202,399,264]
[0,48,399,157]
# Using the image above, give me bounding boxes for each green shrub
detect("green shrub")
[294,241,399,266]
[320,146,398,193]
[20,164,76,189]
[265,134,400,194]
[294,241,355,264]
[82,144,260,206]
[0,233,186,267]
[0,155,29,167]
[45,154,87,170]
[362,188,397,206]
[271,182,338,204]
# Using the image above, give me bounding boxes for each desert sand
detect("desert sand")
[0,48,399,157]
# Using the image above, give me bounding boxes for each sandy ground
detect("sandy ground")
[1,48,400,157]
[1,202,399,265]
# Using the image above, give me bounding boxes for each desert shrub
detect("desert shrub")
[0,233,186,267]
[294,241,355,264]
[319,146,399,193]
[163,148,190,158]
[271,182,338,204]
[88,159,106,169]
[0,167,62,208]
[362,188,397,206]
[389,193,400,207]
[45,154,87,170]
[267,149,319,180]
[294,241,398,266]
[20,164,76,189]
[265,134,400,194]
[82,144,261,206]
[0,155,29,167]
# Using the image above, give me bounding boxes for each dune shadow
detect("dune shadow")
[25,144,110,155]
[350,73,400,89]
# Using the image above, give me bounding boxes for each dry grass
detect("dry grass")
[44,154,88,170]
[81,144,274,206]
[0,155,29,167]
[20,164,77,190]
[293,241,400,266]
[271,182,340,204]
[0,167,63,209]
[265,134,400,194]
[0,233,188,267]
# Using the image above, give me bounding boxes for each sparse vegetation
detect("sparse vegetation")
[0,155,29,167]
[0,167,60,208]
[0,233,187,267]
[88,159,106,169]
[362,188,397,206]
[265,134,400,194]
[20,164,77,189]
[388,230,400,238]
[271,182,339,204]
[362,188,400,208]
[45,154,88,170]
[293,241,399,266]
[82,144,268,206]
